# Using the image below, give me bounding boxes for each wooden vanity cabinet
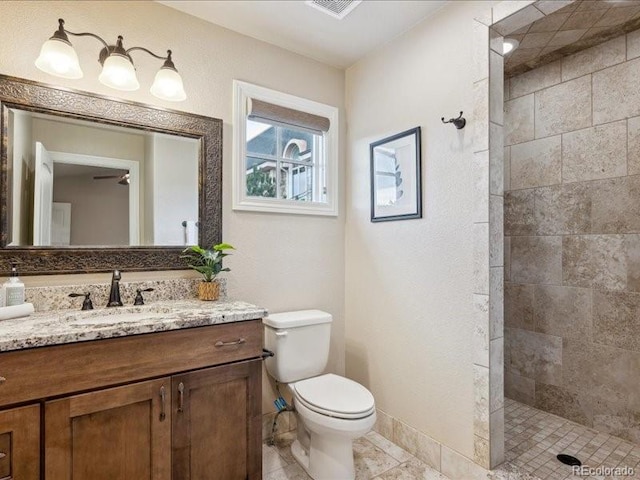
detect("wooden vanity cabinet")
[0,319,263,480]
[172,360,261,480]
[0,404,40,480]
[44,378,172,479]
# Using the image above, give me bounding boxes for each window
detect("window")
[233,81,339,216]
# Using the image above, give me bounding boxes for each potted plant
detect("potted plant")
[181,242,235,301]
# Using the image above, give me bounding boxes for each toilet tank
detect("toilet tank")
[263,310,332,383]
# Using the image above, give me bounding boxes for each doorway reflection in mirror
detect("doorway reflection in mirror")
[7,109,199,247]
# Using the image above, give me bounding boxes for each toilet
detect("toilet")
[263,310,376,480]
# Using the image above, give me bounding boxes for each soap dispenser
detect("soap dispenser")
[3,264,25,307]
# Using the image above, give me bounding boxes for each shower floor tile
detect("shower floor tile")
[505,398,640,480]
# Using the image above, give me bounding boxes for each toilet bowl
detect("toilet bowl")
[263,310,376,480]
[288,374,376,480]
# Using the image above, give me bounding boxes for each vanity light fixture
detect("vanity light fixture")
[503,38,520,55]
[35,18,187,101]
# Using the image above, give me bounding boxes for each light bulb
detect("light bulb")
[99,54,140,91]
[503,38,520,55]
[35,38,83,79]
[150,67,187,102]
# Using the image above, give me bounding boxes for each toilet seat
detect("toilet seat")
[292,373,375,420]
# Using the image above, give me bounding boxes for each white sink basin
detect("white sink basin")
[64,306,171,326]
[69,312,163,326]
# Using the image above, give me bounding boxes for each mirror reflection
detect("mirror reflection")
[7,109,199,247]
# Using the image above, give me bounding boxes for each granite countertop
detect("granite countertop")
[0,300,267,353]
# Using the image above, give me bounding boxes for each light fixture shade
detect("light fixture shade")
[150,67,187,102]
[99,54,140,91]
[35,38,83,79]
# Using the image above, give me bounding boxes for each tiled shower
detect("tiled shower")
[504,29,640,448]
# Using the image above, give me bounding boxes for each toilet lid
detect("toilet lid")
[293,374,375,419]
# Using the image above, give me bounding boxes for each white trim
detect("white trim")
[49,151,140,245]
[232,80,339,216]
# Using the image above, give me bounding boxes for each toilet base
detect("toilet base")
[291,435,355,480]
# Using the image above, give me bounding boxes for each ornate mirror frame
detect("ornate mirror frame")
[0,75,222,275]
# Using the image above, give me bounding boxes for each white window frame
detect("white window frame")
[232,80,339,216]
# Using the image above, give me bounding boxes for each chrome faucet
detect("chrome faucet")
[107,270,123,307]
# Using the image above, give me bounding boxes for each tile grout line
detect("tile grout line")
[505,114,630,150]
[560,126,563,186]
[627,118,630,177]
[508,35,631,101]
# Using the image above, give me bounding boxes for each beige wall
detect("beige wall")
[0,1,346,410]
[31,116,146,244]
[345,1,494,458]
[143,134,156,246]
[53,174,129,245]
[8,110,33,245]
[31,117,146,161]
[504,32,640,444]
[147,134,199,245]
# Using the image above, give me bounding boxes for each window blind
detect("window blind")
[247,98,331,133]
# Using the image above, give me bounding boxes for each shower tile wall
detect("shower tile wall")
[503,31,640,445]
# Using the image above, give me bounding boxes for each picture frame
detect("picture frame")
[370,127,422,222]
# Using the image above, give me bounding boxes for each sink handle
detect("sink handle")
[69,292,94,311]
[134,288,155,306]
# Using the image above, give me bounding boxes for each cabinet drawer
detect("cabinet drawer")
[0,319,262,408]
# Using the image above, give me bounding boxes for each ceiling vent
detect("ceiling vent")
[305,0,363,20]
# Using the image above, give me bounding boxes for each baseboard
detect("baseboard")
[374,408,490,480]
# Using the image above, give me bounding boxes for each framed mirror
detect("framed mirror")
[0,75,222,274]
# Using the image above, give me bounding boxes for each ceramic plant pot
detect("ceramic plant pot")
[198,281,219,301]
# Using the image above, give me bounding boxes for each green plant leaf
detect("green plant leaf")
[214,243,235,251]
[200,250,217,262]
[181,241,233,281]
[184,245,206,255]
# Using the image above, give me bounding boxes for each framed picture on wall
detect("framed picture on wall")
[369,127,422,222]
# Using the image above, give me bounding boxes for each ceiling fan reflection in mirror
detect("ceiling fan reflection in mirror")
[93,172,130,185]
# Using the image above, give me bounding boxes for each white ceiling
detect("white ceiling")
[157,0,448,68]
[55,163,128,179]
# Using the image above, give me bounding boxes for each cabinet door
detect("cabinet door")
[0,404,40,480]
[45,378,171,480]
[172,359,261,480]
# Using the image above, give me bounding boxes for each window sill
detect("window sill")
[232,197,338,217]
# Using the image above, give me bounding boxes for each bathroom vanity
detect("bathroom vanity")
[0,74,264,478]
[0,300,265,479]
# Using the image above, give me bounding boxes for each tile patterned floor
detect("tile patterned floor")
[263,431,448,480]
[264,400,640,480]
[263,430,533,480]
[505,398,640,480]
